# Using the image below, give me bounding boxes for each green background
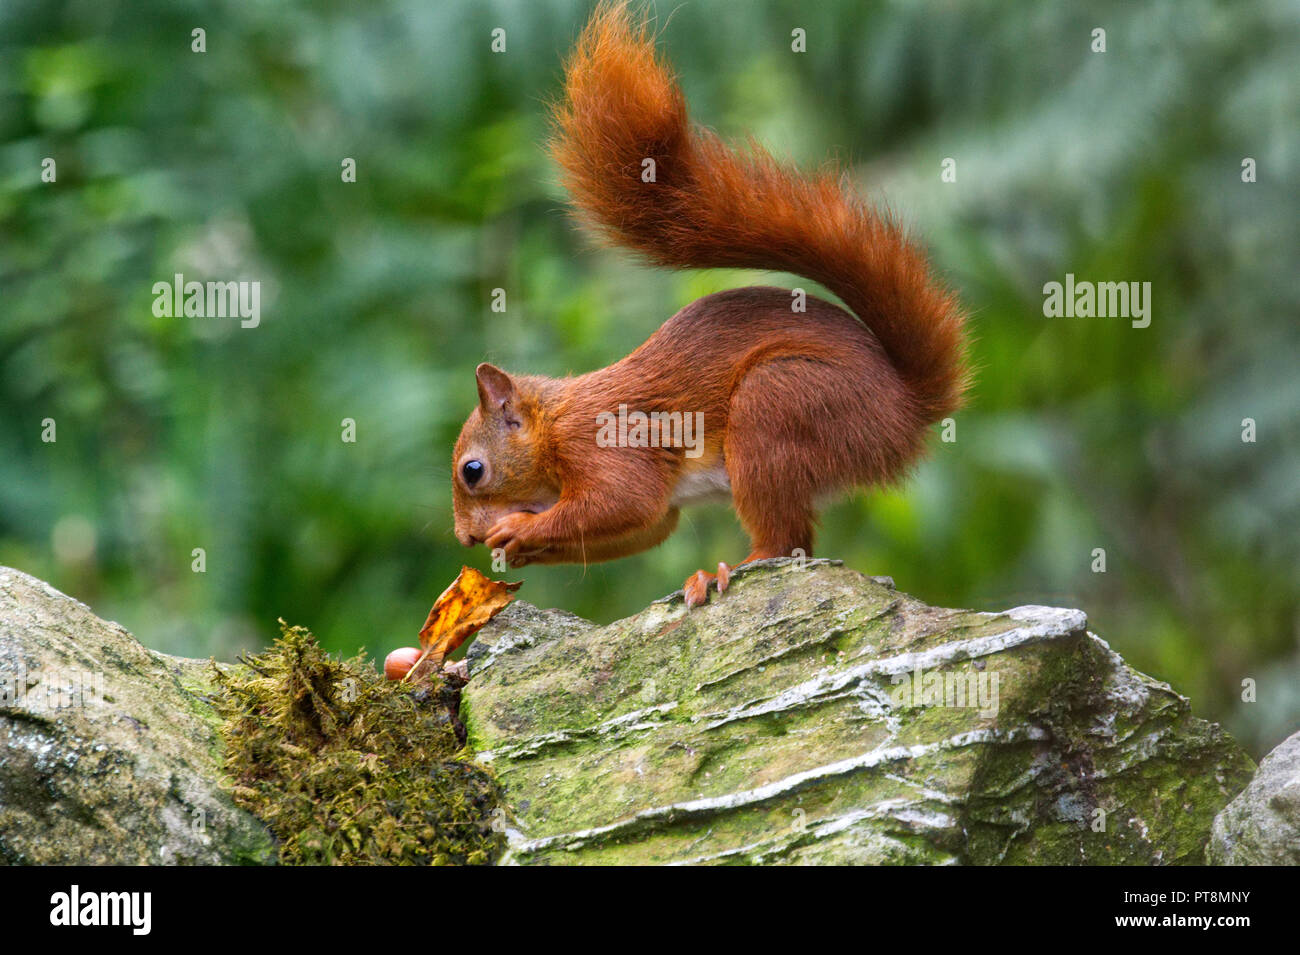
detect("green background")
[1,0,1296,757]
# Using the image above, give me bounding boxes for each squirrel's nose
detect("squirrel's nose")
[455,530,478,547]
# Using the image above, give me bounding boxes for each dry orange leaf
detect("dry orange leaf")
[401,566,521,681]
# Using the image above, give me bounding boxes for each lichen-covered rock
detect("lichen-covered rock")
[0,560,1260,867]
[0,567,275,864]
[1208,730,1300,865]
[463,559,1255,865]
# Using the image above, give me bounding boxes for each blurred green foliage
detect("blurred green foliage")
[1,0,1296,757]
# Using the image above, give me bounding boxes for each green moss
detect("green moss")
[211,621,502,865]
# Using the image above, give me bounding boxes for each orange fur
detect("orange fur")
[552,2,969,422]
[451,2,970,605]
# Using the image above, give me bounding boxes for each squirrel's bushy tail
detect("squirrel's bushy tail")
[551,2,969,422]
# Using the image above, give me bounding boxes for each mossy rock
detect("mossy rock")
[0,567,500,865]
[0,561,1259,866]
[0,567,275,864]
[1209,730,1300,864]
[463,559,1256,865]
[209,622,501,865]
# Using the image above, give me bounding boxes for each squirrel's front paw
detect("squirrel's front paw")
[485,512,547,566]
[682,562,732,608]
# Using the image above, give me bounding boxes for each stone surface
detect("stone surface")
[463,559,1256,865]
[0,560,1264,866]
[1208,730,1300,865]
[0,567,275,864]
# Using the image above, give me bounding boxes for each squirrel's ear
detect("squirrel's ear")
[475,363,517,419]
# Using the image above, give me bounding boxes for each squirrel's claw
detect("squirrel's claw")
[683,570,712,608]
[485,511,546,565]
[682,562,733,608]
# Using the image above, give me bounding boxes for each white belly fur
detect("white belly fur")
[670,464,733,507]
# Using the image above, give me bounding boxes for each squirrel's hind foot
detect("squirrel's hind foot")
[682,562,733,609]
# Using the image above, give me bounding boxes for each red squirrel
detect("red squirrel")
[451,2,969,608]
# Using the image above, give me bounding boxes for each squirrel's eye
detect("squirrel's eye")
[461,459,485,487]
